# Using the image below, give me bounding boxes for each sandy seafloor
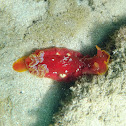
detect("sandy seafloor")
[0,0,126,126]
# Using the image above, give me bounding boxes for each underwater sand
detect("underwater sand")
[0,0,126,126]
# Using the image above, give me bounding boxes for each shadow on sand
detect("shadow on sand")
[29,81,74,126]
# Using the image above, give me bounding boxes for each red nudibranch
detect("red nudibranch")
[13,46,110,82]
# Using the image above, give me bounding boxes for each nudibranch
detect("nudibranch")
[13,46,110,82]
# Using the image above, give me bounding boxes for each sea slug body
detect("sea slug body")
[13,46,110,82]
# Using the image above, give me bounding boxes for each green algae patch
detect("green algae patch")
[24,0,90,45]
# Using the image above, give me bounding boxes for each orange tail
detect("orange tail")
[13,56,28,72]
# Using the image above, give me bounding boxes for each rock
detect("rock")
[52,26,126,126]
